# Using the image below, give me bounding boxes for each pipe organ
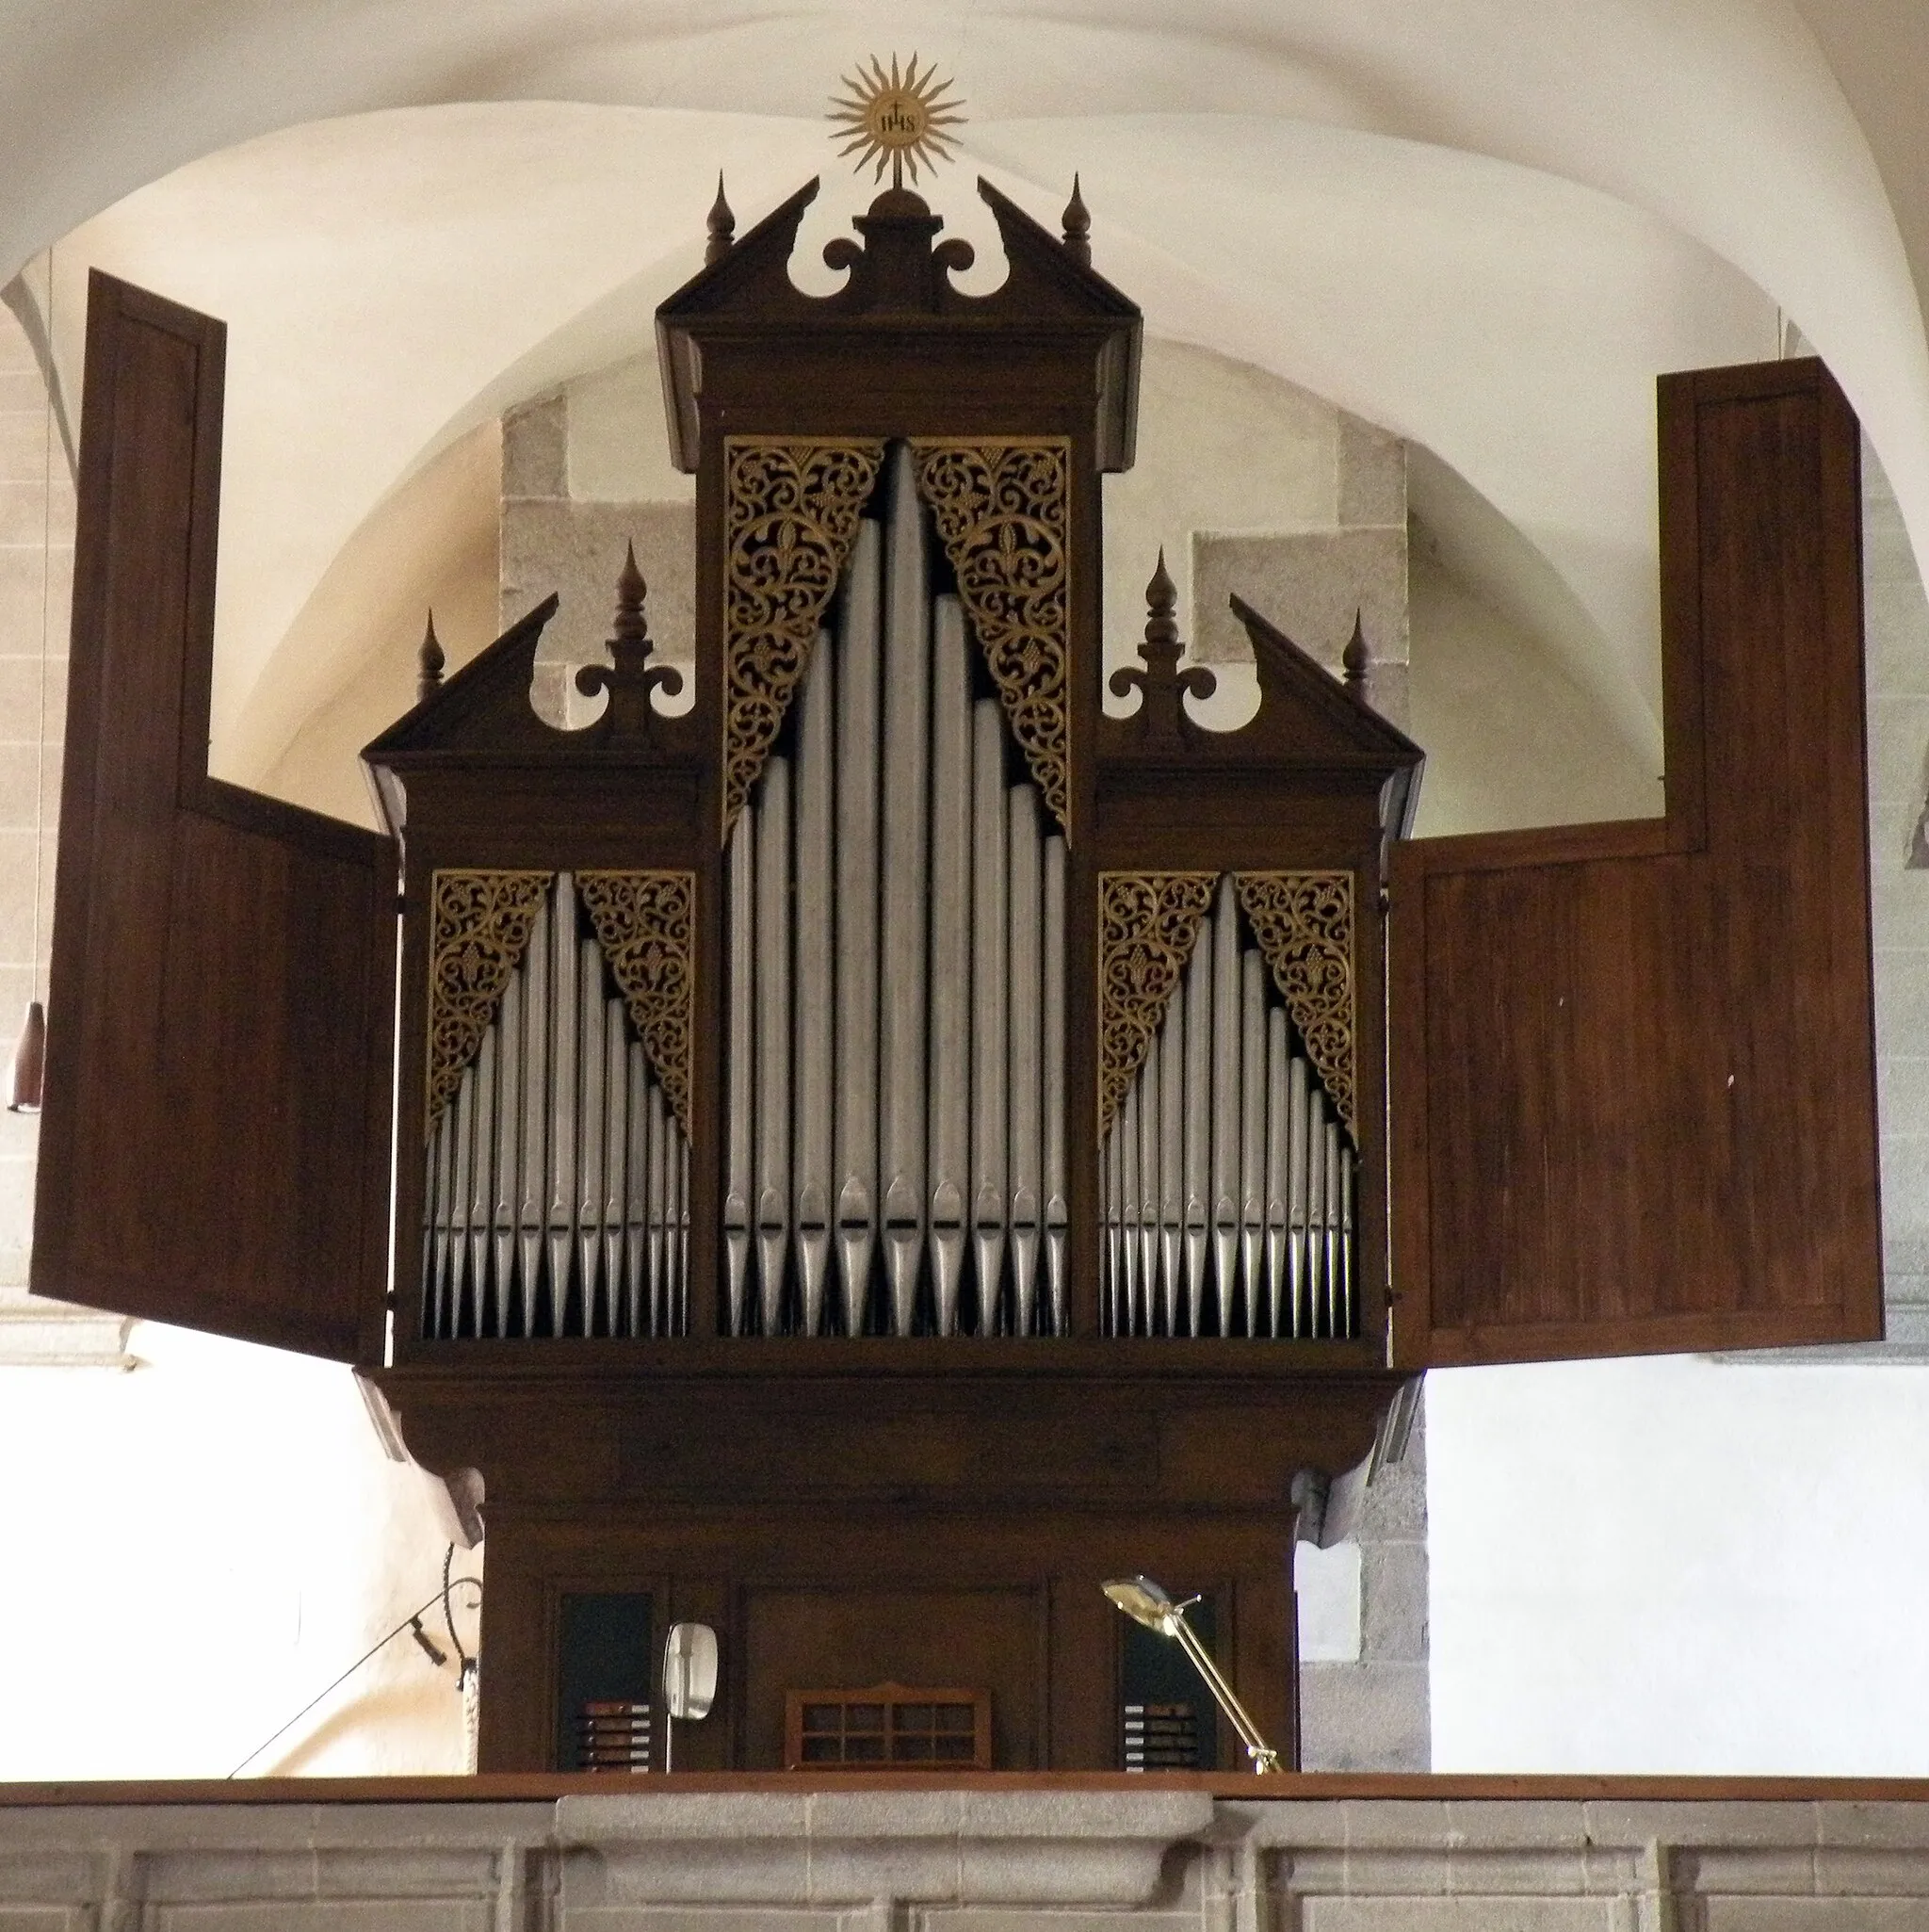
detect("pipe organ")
[67,160,1887,1781]
[353,171,1424,1772]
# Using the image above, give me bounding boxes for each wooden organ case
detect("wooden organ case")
[37,184,1885,1776]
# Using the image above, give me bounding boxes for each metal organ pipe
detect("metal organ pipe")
[724,812,754,1334]
[754,758,793,1335]
[1098,884,1360,1340]
[1007,782,1043,1336]
[545,871,579,1321]
[928,594,973,1337]
[792,625,835,1339]
[422,872,689,1340]
[517,898,550,1333]
[970,696,1009,1329]
[878,446,931,1339]
[833,519,883,1334]
[1041,833,1068,1335]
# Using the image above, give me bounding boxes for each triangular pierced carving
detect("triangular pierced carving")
[913,438,1071,834]
[578,871,696,1138]
[1235,870,1356,1137]
[1097,870,1218,1135]
[426,871,549,1128]
[722,438,884,836]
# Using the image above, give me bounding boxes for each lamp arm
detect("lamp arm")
[1170,1613,1280,1772]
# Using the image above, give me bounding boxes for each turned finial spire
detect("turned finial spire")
[416,609,445,706]
[611,541,649,652]
[1061,174,1092,268]
[705,175,736,264]
[1342,607,1370,698]
[575,539,683,734]
[1143,549,1179,658]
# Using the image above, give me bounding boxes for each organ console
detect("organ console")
[38,159,1883,1772]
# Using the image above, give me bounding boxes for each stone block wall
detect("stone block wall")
[1299,1401,1430,1772]
[499,389,694,732]
[6,1787,1929,1926]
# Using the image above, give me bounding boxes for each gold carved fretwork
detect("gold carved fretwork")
[1235,870,1356,1138]
[723,437,884,836]
[913,439,1071,834]
[426,870,549,1129]
[578,871,697,1138]
[1097,870,1218,1136]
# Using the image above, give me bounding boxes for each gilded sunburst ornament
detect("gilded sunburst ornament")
[829,53,965,188]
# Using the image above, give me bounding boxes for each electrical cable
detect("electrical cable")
[441,1542,471,1673]
[225,1574,481,1778]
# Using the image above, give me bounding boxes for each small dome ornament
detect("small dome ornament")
[828,53,965,189]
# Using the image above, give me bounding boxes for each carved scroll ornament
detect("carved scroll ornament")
[426,870,550,1128]
[1235,870,1356,1137]
[1097,870,1218,1136]
[913,439,1071,833]
[578,870,697,1137]
[723,437,884,836]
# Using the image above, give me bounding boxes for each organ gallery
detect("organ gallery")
[32,141,1882,1768]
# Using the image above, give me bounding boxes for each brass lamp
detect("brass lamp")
[1102,1575,1280,1773]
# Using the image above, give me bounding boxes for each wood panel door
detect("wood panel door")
[1389,359,1881,1365]
[33,274,397,1362]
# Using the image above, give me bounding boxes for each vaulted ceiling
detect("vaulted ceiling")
[5,1,1923,787]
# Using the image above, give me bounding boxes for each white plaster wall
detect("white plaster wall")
[0,1323,480,1779]
[1428,1355,1929,1774]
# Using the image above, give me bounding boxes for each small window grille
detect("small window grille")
[784,1682,991,1769]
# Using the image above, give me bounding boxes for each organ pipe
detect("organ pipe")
[833,519,883,1333]
[879,446,931,1339]
[928,594,973,1337]
[792,624,835,1338]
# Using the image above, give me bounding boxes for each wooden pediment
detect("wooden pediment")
[362,583,705,834]
[1098,584,1423,831]
[657,175,1142,469]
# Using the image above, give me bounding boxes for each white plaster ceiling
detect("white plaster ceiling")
[4,1,1924,784]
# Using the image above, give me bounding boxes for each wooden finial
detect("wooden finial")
[1143,548,1178,654]
[706,175,737,265]
[1109,547,1215,747]
[416,609,445,706]
[576,539,682,732]
[612,541,649,652]
[1342,608,1370,696]
[1062,174,1092,268]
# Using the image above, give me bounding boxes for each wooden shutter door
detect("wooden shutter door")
[1388,359,1881,1366]
[32,273,397,1362]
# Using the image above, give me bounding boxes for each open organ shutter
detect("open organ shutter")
[32,273,397,1362]
[1388,358,1882,1367]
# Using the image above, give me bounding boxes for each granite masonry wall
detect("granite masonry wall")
[5,1787,1929,1927]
